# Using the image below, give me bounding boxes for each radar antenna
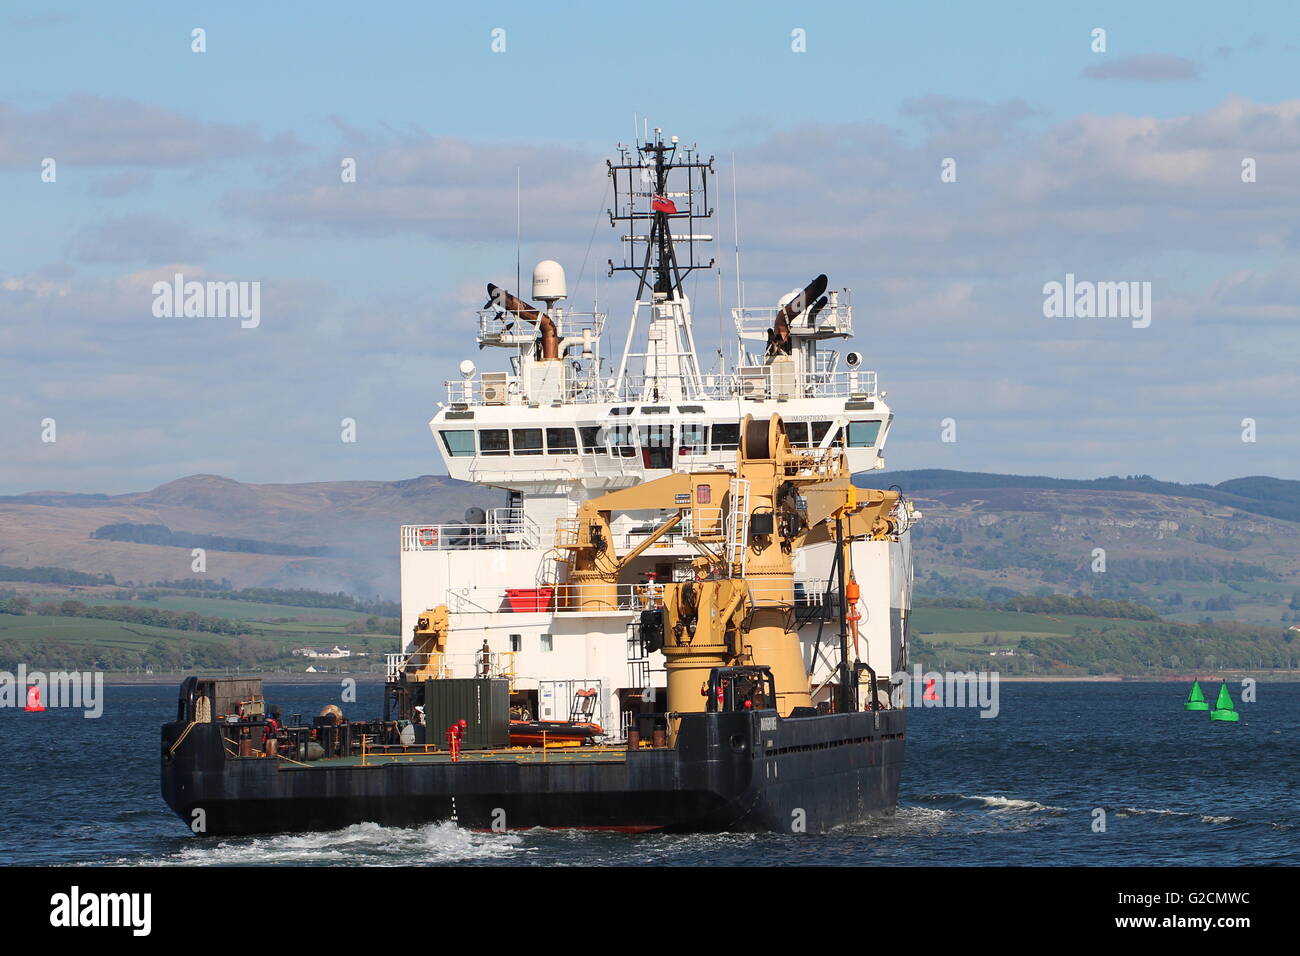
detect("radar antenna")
[607,130,715,401]
[607,132,715,297]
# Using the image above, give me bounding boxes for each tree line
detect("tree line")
[912,619,1298,675]
[0,597,249,635]
[90,522,327,556]
[913,593,1160,620]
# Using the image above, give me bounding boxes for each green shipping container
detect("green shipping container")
[421,678,510,750]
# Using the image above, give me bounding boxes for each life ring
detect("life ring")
[418,527,439,548]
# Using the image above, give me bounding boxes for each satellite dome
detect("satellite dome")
[533,260,567,301]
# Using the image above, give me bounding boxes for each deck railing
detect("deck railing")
[401,508,540,552]
[732,300,854,339]
[443,368,878,407]
[395,578,834,619]
[385,650,517,682]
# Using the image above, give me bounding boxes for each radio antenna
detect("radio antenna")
[731,152,744,311]
[515,166,522,294]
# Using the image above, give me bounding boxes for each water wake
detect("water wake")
[917,793,1069,815]
[138,821,526,867]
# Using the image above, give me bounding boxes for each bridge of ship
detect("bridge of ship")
[431,400,887,489]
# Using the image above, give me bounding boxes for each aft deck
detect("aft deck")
[278,745,632,770]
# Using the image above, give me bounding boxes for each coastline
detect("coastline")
[93,672,389,686]
[84,670,1300,686]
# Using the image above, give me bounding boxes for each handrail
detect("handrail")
[401,508,541,551]
[397,579,833,617]
[443,368,879,406]
[386,649,517,680]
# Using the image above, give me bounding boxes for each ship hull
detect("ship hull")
[162,709,904,836]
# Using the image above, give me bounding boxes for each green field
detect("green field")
[71,594,370,623]
[0,611,396,673]
[910,607,1149,637]
[0,614,229,649]
[918,630,1065,646]
[0,609,380,653]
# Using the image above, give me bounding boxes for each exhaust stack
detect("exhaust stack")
[767,273,828,356]
[486,283,560,360]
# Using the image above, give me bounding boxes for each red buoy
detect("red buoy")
[25,685,45,712]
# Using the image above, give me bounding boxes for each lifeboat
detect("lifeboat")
[509,687,603,746]
[508,719,604,747]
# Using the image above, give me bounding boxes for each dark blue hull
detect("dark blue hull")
[162,708,904,836]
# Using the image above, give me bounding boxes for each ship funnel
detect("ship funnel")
[485,283,560,360]
[788,274,828,316]
[806,295,829,327]
[768,274,829,356]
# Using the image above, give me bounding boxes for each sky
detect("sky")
[2,0,1299,494]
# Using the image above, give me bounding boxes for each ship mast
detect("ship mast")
[607,130,715,401]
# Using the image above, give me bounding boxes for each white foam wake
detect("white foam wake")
[144,821,526,867]
[961,794,1068,814]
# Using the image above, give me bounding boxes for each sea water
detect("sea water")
[2,681,1295,866]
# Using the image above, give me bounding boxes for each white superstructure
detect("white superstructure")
[396,131,917,738]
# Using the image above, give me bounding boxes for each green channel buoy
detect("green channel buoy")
[1209,682,1239,722]
[1183,680,1209,711]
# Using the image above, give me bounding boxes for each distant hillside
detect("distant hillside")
[0,474,494,600]
[90,522,329,556]
[5,468,1300,618]
[869,470,1300,627]
[868,470,1300,523]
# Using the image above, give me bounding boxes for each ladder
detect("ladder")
[725,478,751,577]
[537,550,566,588]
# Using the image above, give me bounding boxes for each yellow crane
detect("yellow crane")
[556,414,906,725]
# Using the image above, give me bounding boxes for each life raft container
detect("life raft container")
[508,720,604,747]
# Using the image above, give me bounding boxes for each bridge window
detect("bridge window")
[481,429,509,456]
[579,426,606,455]
[640,424,674,469]
[847,420,882,447]
[609,424,636,458]
[546,428,578,454]
[711,422,740,451]
[512,428,543,455]
[680,423,706,455]
[439,430,475,457]
[811,421,842,447]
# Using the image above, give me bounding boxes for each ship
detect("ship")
[161,129,921,836]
